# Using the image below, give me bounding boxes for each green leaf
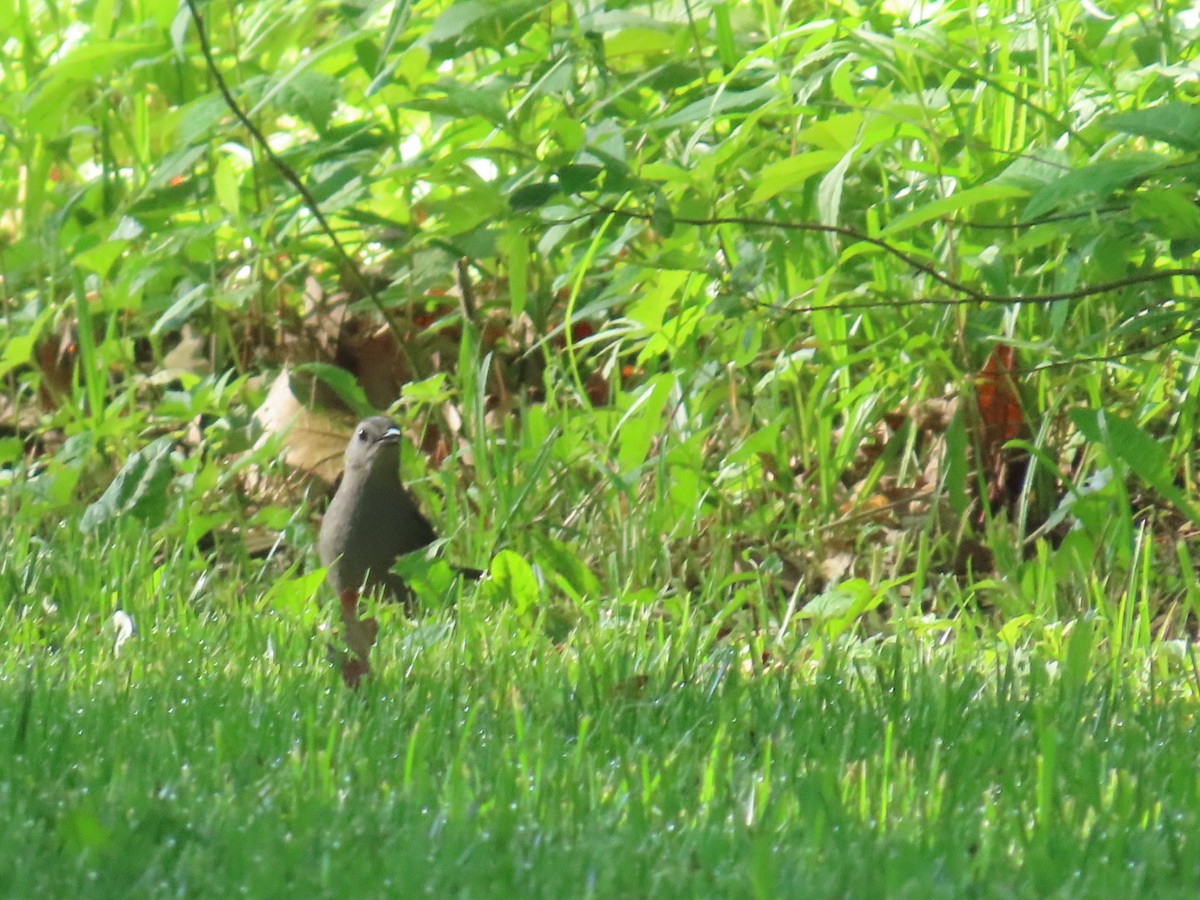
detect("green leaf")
[801,578,874,621]
[1131,188,1200,240]
[604,25,676,60]
[712,2,737,72]
[500,227,529,317]
[354,39,380,78]
[1070,409,1200,526]
[533,536,602,599]
[1103,102,1200,152]
[509,182,559,211]
[1021,155,1164,222]
[881,184,1028,235]
[73,240,128,279]
[817,145,855,229]
[150,283,209,335]
[81,438,175,533]
[425,0,500,46]
[945,407,969,516]
[262,568,327,628]
[650,83,777,131]
[651,192,675,238]
[616,374,673,474]
[486,550,540,616]
[401,373,452,405]
[279,70,341,133]
[749,150,842,204]
[800,576,909,641]
[213,153,240,217]
[556,164,603,193]
[292,363,373,417]
[1062,615,1095,693]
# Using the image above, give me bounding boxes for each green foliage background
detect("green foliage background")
[2,0,1200,895]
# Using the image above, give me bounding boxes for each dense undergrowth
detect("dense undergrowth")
[2,0,1200,894]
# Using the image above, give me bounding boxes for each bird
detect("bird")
[319,415,476,605]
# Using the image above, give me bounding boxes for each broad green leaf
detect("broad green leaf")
[1021,155,1164,222]
[144,144,208,191]
[0,333,39,380]
[486,550,540,616]
[425,0,500,45]
[749,150,842,204]
[81,437,175,533]
[402,373,453,405]
[279,70,340,134]
[725,416,785,464]
[1104,102,1200,152]
[394,44,432,90]
[404,87,507,123]
[73,240,128,279]
[263,568,328,628]
[0,307,53,378]
[651,192,675,237]
[1070,409,1200,525]
[1131,188,1200,240]
[616,374,673,474]
[799,578,881,641]
[509,182,559,211]
[650,83,778,131]
[26,40,156,134]
[533,536,602,599]
[605,26,676,60]
[293,363,373,417]
[556,164,602,193]
[150,283,209,335]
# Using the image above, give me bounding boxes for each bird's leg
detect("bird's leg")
[330,587,378,688]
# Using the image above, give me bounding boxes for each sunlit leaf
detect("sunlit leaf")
[81,438,175,532]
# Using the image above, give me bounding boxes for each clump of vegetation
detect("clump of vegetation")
[1,0,1198,895]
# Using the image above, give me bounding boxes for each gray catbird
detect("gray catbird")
[319,416,477,603]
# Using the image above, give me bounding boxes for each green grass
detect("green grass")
[3,512,1200,897]
[3,0,1200,894]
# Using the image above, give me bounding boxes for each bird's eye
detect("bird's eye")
[357,428,368,441]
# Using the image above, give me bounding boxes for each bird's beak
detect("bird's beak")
[379,426,401,445]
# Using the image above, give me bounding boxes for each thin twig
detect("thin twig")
[592,202,1200,309]
[184,0,419,376]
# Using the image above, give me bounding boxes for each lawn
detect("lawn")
[2,0,1200,895]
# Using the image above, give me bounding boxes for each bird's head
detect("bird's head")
[344,415,401,477]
